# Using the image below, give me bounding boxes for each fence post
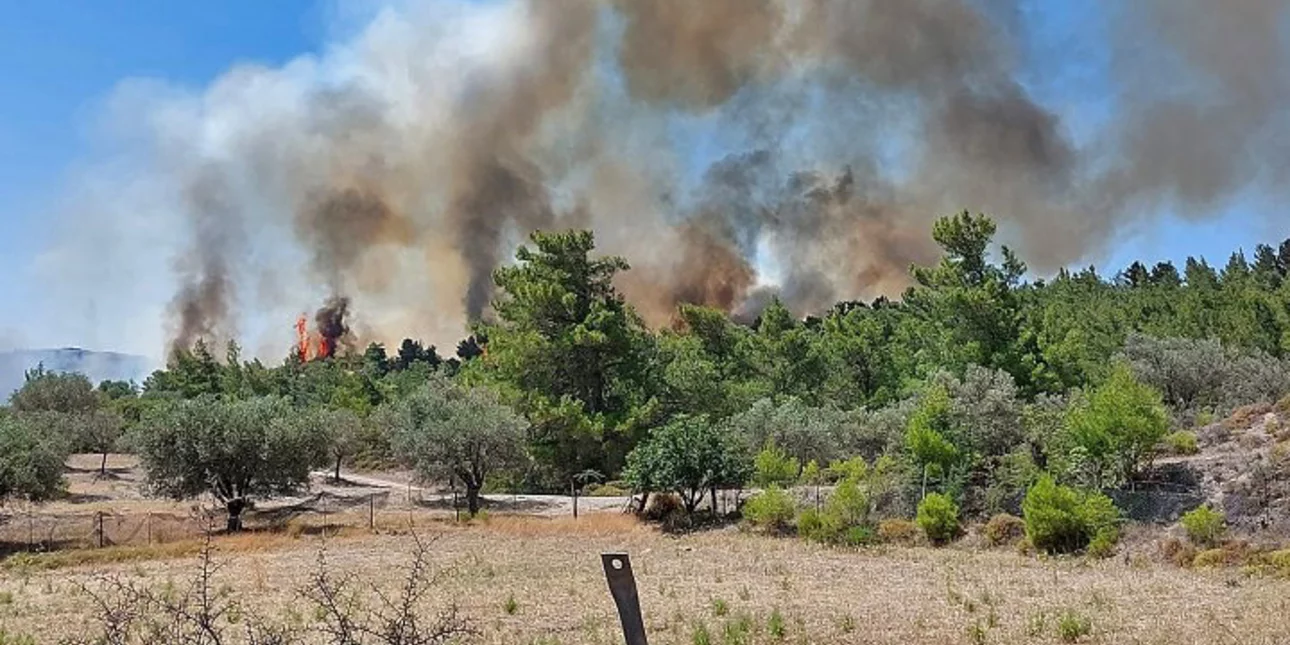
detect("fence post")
[369,495,375,530]
[96,511,105,549]
[572,482,579,519]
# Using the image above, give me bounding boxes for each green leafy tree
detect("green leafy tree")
[131,396,327,530]
[8,366,98,413]
[385,378,528,515]
[623,415,749,514]
[0,413,66,502]
[1064,364,1169,487]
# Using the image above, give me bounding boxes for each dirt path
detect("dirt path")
[313,469,634,517]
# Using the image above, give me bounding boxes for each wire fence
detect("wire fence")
[0,487,645,555]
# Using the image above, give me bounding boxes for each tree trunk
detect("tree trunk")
[226,498,247,532]
[710,486,718,516]
[334,455,343,484]
[466,485,482,516]
[100,451,109,476]
[636,491,651,516]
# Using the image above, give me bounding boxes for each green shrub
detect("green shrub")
[1021,476,1120,554]
[1056,609,1091,642]
[877,518,920,545]
[916,493,961,545]
[1192,548,1228,568]
[825,456,868,483]
[796,509,830,542]
[1086,529,1119,559]
[753,444,799,488]
[842,525,876,547]
[1180,505,1226,547]
[800,460,823,486]
[1162,431,1199,456]
[983,513,1026,546]
[743,486,796,533]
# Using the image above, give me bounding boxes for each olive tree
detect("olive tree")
[0,412,67,502]
[131,396,327,530]
[385,378,527,516]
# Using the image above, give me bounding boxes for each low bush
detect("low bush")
[587,483,630,497]
[1192,548,1228,568]
[1056,609,1091,642]
[1247,549,1290,577]
[644,492,684,522]
[742,486,796,533]
[1159,536,1198,568]
[1021,476,1120,555]
[983,513,1026,546]
[1224,402,1272,431]
[1086,529,1119,559]
[1275,394,1290,416]
[876,519,920,545]
[1161,431,1199,456]
[1180,505,1226,547]
[753,444,799,488]
[916,493,961,545]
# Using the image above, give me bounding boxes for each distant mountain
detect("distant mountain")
[0,348,155,402]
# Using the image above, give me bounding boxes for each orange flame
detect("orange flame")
[296,314,309,361]
[318,337,331,360]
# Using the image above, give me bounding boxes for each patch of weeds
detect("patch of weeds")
[711,597,729,617]
[723,613,754,645]
[503,593,519,615]
[767,609,786,641]
[1057,609,1092,642]
[0,629,35,645]
[691,620,712,645]
[967,620,989,645]
[736,585,751,602]
[1027,611,1047,637]
[837,614,856,634]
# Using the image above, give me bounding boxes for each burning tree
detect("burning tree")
[130,396,327,530]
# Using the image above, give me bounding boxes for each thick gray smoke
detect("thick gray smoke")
[44,0,1290,356]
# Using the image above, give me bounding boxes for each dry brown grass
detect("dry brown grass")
[2,514,1289,644]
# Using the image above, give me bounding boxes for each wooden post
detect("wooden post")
[97,512,105,549]
[572,482,579,519]
[368,495,375,530]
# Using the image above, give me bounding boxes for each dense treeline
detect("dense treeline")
[5,212,1290,550]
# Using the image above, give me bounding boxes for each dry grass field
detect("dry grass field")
[0,513,1288,645]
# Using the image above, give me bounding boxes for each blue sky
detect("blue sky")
[0,1,328,351]
[1,1,1286,355]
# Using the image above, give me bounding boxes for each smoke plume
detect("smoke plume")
[40,0,1290,357]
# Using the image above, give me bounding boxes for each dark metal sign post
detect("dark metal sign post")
[601,553,648,645]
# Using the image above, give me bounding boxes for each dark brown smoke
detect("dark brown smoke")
[314,296,353,359]
[168,167,240,355]
[142,0,1290,356]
